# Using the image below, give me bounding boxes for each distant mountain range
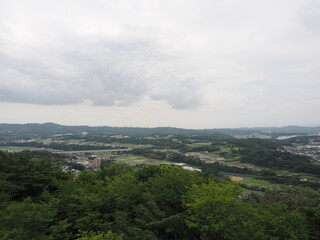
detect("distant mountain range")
[0,123,319,138]
[243,126,320,134]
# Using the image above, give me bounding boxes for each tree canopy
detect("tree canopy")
[0,150,318,240]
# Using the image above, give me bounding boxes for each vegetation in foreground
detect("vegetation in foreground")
[1,150,320,240]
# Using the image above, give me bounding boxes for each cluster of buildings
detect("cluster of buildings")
[283,144,320,161]
[63,155,103,175]
[173,163,202,172]
[185,153,225,163]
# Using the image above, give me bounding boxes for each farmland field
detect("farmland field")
[230,176,243,182]
[0,146,45,152]
[242,177,281,191]
[187,141,212,147]
[113,155,172,166]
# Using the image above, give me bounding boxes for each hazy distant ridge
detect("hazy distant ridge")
[0,123,319,137]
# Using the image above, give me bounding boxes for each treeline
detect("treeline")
[84,133,232,151]
[262,175,320,189]
[131,149,204,166]
[206,138,320,175]
[224,138,280,150]
[85,136,185,149]
[184,144,220,153]
[131,148,167,160]
[132,148,269,177]
[0,141,127,151]
[239,148,320,175]
[1,150,319,240]
[17,149,67,162]
[0,123,234,138]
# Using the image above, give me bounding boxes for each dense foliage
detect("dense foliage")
[239,148,320,174]
[1,150,319,239]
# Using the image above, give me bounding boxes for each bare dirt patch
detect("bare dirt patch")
[230,176,243,182]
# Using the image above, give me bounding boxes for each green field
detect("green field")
[241,177,281,191]
[113,155,172,166]
[0,146,45,152]
[275,170,320,182]
[187,141,212,147]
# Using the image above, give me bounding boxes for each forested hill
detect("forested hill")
[0,122,319,138]
[0,123,229,138]
[245,126,320,134]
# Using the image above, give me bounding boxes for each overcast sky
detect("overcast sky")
[0,0,319,128]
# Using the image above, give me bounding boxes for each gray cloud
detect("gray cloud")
[0,31,203,108]
[299,0,320,34]
[150,77,202,109]
[0,0,319,127]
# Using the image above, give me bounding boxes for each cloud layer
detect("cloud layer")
[0,0,319,127]
[0,25,202,109]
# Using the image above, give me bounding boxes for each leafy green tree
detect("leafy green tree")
[185,180,308,240]
[149,165,204,212]
[146,166,204,239]
[0,151,69,201]
[263,187,320,240]
[263,186,320,210]
[0,150,314,240]
[52,170,107,239]
[76,231,123,240]
[135,165,162,182]
[104,173,145,210]
[102,172,161,239]
[101,163,134,179]
[0,198,56,240]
